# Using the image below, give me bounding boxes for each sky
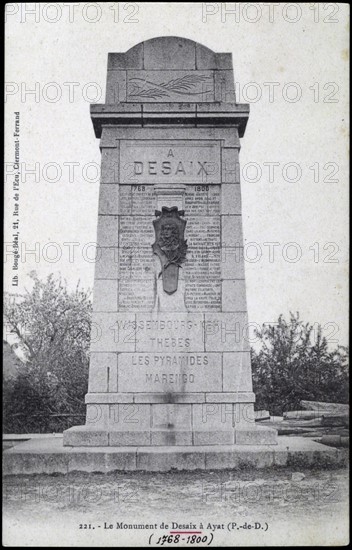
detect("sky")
[4,2,349,346]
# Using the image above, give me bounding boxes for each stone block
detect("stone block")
[205,449,275,469]
[88,352,118,393]
[63,426,109,446]
[98,184,119,215]
[194,431,234,445]
[222,215,243,248]
[215,70,236,103]
[137,449,206,471]
[221,184,241,214]
[5,453,69,475]
[151,431,192,446]
[92,279,118,312]
[90,312,136,353]
[222,280,247,311]
[68,452,107,473]
[109,431,150,446]
[108,45,144,70]
[221,246,245,279]
[221,148,240,183]
[203,449,244,470]
[235,425,277,445]
[86,404,110,428]
[196,45,232,70]
[108,403,151,432]
[144,37,196,70]
[234,403,256,429]
[106,70,127,102]
[100,147,120,183]
[105,450,137,470]
[100,128,119,148]
[151,404,192,431]
[222,352,253,392]
[192,403,235,432]
[204,312,249,352]
[273,449,288,466]
[97,215,119,247]
[95,247,119,280]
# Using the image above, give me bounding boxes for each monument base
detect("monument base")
[3,435,347,475]
[63,424,277,447]
[63,393,278,447]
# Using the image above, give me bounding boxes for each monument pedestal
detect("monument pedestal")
[63,37,277,448]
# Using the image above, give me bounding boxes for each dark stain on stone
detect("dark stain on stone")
[166,392,174,404]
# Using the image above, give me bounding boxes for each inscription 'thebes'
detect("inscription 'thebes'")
[133,148,211,177]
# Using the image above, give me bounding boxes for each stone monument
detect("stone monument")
[63,37,277,447]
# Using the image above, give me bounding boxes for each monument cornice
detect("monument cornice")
[90,103,249,138]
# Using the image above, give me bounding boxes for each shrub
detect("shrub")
[251,313,349,415]
[3,272,91,433]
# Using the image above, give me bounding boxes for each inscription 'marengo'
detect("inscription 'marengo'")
[120,140,221,184]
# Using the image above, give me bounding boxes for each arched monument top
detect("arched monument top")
[108,36,233,70]
[90,35,249,138]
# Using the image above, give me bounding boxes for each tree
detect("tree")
[251,313,349,415]
[3,272,92,433]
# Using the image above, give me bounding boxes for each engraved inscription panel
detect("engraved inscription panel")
[118,247,154,279]
[185,185,220,215]
[117,150,222,311]
[118,280,155,311]
[118,353,222,392]
[184,213,221,311]
[185,281,221,311]
[117,188,222,310]
[119,216,154,248]
[120,140,221,184]
[135,313,204,352]
[119,185,155,215]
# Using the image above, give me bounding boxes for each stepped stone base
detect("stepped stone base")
[3,435,347,475]
[63,396,278,447]
[63,424,277,447]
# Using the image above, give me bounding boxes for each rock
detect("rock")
[291,472,305,482]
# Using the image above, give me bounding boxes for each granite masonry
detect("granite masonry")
[63,37,277,447]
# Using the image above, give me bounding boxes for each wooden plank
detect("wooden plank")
[300,400,349,414]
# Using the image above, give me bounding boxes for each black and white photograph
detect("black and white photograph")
[3,2,349,546]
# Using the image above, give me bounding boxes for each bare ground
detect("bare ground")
[3,465,349,546]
